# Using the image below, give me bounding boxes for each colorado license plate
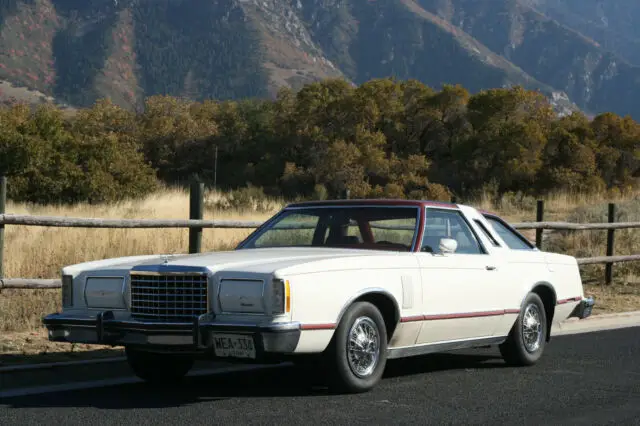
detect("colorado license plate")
[212,333,256,359]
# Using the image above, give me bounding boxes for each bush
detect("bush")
[207,185,279,213]
[1,103,158,204]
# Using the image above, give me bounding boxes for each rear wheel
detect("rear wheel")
[500,292,547,366]
[125,347,194,384]
[325,301,388,393]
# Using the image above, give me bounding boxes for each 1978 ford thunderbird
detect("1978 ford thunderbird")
[43,199,594,393]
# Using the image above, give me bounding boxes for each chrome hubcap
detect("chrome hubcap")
[522,303,543,352]
[347,316,380,378]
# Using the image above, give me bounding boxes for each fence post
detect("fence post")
[535,200,544,249]
[0,176,5,279]
[605,203,616,285]
[188,179,204,254]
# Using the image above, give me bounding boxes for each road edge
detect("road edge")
[2,310,639,374]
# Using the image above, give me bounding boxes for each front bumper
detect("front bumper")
[569,296,595,319]
[43,311,301,359]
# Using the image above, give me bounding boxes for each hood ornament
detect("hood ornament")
[161,255,170,266]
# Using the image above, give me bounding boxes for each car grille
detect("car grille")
[129,273,208,322]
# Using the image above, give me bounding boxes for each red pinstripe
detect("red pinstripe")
[300,323,336,330]
[557,297,582,304]
[400,309,521,322]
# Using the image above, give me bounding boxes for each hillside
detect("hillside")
[1,0,640,119]
[522,0,640,66]
[416,0,640,121]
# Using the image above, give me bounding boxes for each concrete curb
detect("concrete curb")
[551,310,640,336]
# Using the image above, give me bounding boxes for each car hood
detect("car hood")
[62,247,393,276]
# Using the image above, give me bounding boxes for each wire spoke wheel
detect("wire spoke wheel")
[346,316,380,378]
[522,303,543,353]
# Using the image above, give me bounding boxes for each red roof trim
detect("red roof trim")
[479,209,499,216]
[413,205,426,252]
[286,199,457,208]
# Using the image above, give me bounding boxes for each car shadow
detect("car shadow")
[3,348,509,410]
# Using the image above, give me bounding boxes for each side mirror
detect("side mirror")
[439,238,458,254]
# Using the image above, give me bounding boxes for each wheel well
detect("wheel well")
[531,284,556,341]
[353,292,399,342]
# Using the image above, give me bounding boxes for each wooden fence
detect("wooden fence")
[0,176,638,289]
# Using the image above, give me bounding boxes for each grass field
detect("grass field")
[1,187,638,362]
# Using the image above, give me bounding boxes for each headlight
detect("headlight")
[84,277,126,309]
[272,279,290,315]
[62,275,73,308]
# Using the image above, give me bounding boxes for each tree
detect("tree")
[460,87,554,195]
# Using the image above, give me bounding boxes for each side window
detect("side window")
[421,209,485,255]
[474,219,501,247]
[484,216,535,251]
[369,217,416,247]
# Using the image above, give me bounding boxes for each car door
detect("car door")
[415,207,506,344]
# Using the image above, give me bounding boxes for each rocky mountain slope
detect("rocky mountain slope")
[522,0,640,66]
[1,0,639,119]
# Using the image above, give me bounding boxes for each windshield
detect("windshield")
[237,206,420,252]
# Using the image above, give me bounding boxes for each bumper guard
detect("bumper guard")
[570,296,595,319]
[43,311,301,358]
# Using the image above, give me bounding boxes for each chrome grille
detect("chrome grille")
[130,273,208,322]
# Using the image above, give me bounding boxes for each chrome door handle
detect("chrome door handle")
[486,265,497,271]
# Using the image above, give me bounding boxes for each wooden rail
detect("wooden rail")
[1,214,640,231]
[512,221,640,230]
[0,176,638,286]
[0,214,263,229]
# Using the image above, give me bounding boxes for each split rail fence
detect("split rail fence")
[0,176,638,290]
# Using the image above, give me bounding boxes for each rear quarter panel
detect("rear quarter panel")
[492,249,553,336]
[493,250,584,336]
[544,252,585,323]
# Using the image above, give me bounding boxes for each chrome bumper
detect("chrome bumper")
[569,296,595,319]
[43,311,301,356]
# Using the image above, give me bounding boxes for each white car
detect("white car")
[44,199,594,393]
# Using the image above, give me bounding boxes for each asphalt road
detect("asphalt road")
[1,327,640,425]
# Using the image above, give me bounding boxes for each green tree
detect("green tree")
[590,112,640,190]
[537,112,604,193]
[461,86,554,195]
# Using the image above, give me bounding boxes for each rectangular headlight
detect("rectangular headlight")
[84,277,126,309]
[272,279,290,315]
[62,275,73,308]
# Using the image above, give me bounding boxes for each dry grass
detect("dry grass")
[2,187,283,279]
[1,187,638,360]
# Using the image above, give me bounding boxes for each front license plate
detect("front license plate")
[212,333,256,359]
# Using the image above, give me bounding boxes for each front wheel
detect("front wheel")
[125,347,194,385]
[325,301,388,393]
[499,292,548,366]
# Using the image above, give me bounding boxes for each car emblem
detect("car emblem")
[161,255,170,265]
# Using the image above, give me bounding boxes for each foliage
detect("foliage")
[0,77,638,204]
[0,100,158,203]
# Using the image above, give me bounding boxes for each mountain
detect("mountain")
[1,0,640,120]
[522,0,640,66]
[414,0,640,120]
